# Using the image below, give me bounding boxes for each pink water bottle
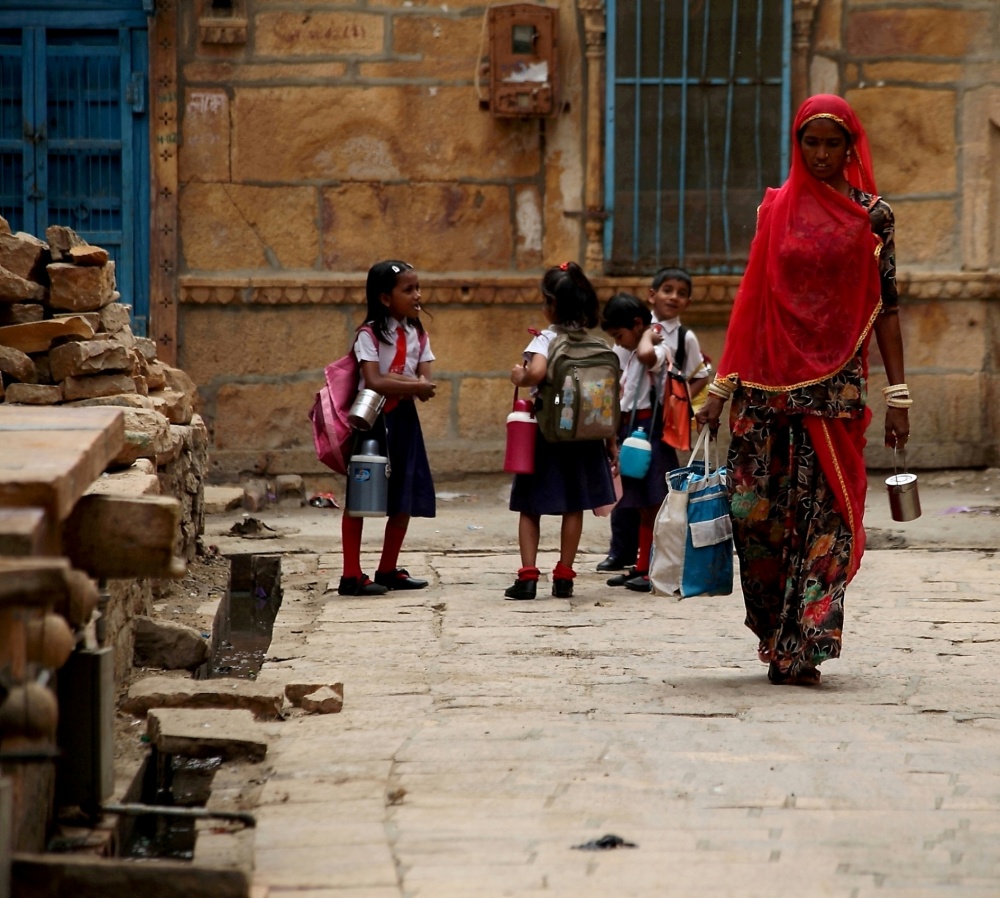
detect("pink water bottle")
[504,391,536,475]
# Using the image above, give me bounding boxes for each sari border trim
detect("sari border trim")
[814,417,860,578]
[729,298,883,393]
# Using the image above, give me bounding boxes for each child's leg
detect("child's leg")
[604,504,640,567]
[635,506,657,572]
[559,511,584,568]
[377,513,410,573]
[506,512,541,599]
[374,513,428,590]
[518,512,541,569]
[341,515,365,578]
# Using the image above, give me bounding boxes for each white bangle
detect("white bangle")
[885,397,913,409]
[882,383,909,398]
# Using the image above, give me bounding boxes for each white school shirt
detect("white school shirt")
[521,325,583,397]
[651,315,703,380]
[614,342,668,411]
[354,319,435,390]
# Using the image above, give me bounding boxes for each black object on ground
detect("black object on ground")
[572,833,638,850]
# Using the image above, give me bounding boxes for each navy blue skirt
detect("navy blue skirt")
[616,410,679,510]
[509,429,615,515]
[349,400,436,518]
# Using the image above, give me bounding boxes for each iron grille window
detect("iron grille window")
[604,0,792,274]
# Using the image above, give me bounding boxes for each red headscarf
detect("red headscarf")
[717,94,883,390]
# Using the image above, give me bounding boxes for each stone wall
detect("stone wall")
[173,0,1000,479]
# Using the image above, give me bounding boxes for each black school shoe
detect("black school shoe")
[373,568,428,590]
[338,575,388,596]
[624,572,652,592]
[607,567,639,587]
[504,579,537,600]
[596,555,628,572]
[552,578,574,598]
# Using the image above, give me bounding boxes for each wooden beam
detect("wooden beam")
[61,495,185,580]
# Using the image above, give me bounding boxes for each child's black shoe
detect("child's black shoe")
[552,578,574,598]
[504,579,537,601]
[374,568,428,590]
[338,575,388,596]
[607,567,639,587]
[624,572,652,592]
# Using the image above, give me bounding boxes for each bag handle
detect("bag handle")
[688,426,718,470]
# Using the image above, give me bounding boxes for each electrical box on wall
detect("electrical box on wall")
[487,3,558,118]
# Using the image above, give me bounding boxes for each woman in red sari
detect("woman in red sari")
[696,95,910,685]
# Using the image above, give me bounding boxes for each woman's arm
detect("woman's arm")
[873,312,909,451]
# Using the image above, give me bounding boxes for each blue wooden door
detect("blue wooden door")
[0,8,149,334]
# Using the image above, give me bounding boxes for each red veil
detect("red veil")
[719,95,884,581]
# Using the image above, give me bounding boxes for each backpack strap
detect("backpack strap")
[675,325,688,376]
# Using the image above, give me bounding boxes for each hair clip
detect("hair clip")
[559,262,569,271]
[527,327,542,337]
[390,265,401,273]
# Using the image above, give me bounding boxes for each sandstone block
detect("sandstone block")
[149,388,194,425]
[387,15,482,74]
[178,305,352,383]
[4,382,63,405]
[299,685,344,715]
[213,380,317,451]
[47,261,116,312]
[0,265,46,303]
[255,11,384,56]
[0,215,8,235]
[274,473,305,507]
[426,306,532,373]
[458,377,513,440]
[65,393,156,410]
[179,183,319,271]
[890,199,958,267]
[0,230,48,281]
[124,676,284,719]
[411,377,451,441]
[112,407,173,467]
[242,478,270,512]
[133,375,148,396]
[320,182,513,271]
[135,336,158,361]
[204,486,243,513]
[147,708,267,762]
[846,8,991,58]
[232,86,540,183]
[0,303,44,326]
[162,363,198,397]
[0,315,95,354]
[134,616,209,670]
[63,372,137,401]
[68,244,109,266]
[98,302,132,333]
[145,359,168,390]
[179,89,231,184]
[0,344,37,384]
[45,225,86,261]
[53,310,100,330]
[846,88,956,196]
[49,339,131,382]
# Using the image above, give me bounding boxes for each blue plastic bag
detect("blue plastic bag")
[650,428,734,598]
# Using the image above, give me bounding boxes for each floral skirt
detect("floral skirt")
[727,399,852,676]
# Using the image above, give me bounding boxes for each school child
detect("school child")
[338,260,437,596]
[505,262,618,601]
[597,267,711,588]
[600,293,672,592]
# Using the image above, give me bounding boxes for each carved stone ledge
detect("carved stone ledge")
[199,17,248,45]
[177,272,1000,309]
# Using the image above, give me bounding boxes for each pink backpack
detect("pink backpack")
[309,325,426,475]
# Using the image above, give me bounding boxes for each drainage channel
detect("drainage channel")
[119,553,282,861]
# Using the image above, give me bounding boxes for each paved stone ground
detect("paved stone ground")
[206,473,1000,898]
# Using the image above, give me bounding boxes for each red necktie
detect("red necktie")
[384,327,407,413]
[389,327,407,374]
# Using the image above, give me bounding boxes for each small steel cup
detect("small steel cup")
[348,389,385,430]
[885,448,921,522]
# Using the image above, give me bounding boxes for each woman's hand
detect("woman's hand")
[885,407,909,451]
[695,394,726,434]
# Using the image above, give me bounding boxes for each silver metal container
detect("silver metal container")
[348,389,385,430]
[885,449,920,522]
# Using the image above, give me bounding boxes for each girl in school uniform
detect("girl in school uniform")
[338,260,437,596]
[600,292,673,593]
[505,262,618,601]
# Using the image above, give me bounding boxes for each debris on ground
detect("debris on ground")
[309,492,339,508]
[228,517,278,538]
[572,834,638,851]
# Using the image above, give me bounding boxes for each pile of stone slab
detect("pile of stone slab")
[0,217,198,468]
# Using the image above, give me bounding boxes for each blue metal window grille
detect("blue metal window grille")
[604,0,792,274]
[0,7,149,334]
